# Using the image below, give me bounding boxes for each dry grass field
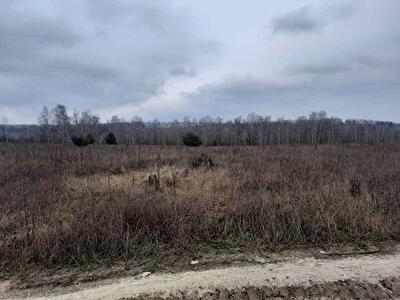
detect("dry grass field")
[1,144,400,272]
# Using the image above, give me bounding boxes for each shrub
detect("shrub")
[189,153,213,168]
[349,177,362,197]
[86,133,95,144]
[71,134,96,147]
[183,132,202,147]
[104,132,117,145]
[71,135,89,147]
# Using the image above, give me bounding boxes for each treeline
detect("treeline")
[1,104,400,146]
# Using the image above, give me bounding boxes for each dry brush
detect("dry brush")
[0,144,400,271]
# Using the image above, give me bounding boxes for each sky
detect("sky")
[1,0,400,124]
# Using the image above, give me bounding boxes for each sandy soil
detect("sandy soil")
[2,249,400,300]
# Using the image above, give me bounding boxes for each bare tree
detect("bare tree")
[9,105,400,146]
[131,116,144,145]
[74,109,100,137]
[51,105,71,143]
[1,116,9,145]
[38,106,52,143]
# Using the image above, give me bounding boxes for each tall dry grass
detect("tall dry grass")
[0,144,400,270]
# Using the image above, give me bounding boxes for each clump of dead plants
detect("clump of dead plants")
[189,153,214,168]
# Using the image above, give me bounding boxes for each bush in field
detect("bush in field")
[183,132,202,147]
[71,135,89,147]
[104,132,117,145]
[71,134,96,147]
[86,133,95,145]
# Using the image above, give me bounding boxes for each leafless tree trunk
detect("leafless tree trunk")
[1,116,9,145]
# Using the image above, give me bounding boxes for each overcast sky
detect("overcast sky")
[1,0,400,124]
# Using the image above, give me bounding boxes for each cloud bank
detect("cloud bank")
[1,0,400,123]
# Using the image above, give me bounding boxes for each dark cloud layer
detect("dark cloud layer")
[0,17,78,64]
[271,6,321,34]
[289,62,350,75]
[0,0,217,119]
[185,73,400,121]
[271,3,357,35]
[1,1,400,123]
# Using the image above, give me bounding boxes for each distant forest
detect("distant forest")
[1,104,399,146]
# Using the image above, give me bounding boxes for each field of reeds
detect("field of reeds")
[1,144,400,271]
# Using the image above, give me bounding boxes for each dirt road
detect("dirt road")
[2,251,400,299]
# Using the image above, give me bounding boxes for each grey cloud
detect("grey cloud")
[1,1,400,123]
[327,2,358,21]
[271,3,357,35]
[169,67,197,77]
[183,67,400,121]
[0,16,79,63]
[271,6,320,34]
[290,54,400,77]
[85,0,128,21]
[0,19,78,47]
[198,77,299,100]
[184,76,306,109]
[354,54,400,73]
[289,62,350,75]
[86,0,185,34]
[0,0,218,116]
[0,59,116,81]
[0,13,81,97]
[46,60,117,80]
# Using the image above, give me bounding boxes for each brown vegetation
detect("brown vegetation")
[0,144,400,271]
